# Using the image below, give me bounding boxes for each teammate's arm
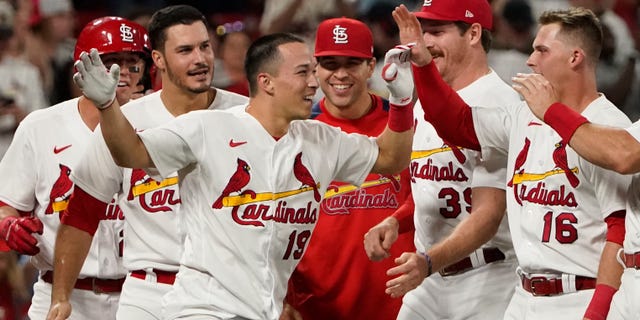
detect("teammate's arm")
[73,49,153,169]
[384,187,506,298]
[47,224,92,320]
[583,211,625,320]
[47,187,107,320]
[364,193,415,261]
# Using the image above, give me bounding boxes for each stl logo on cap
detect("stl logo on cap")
[424,0,433,6]
[315,17,373,58]
[332,25,348,44]
[120,23,134,43]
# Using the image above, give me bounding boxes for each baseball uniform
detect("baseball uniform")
[287,95,415,320]
[135,105,379,319]
[608,123,640,320]
[0,98,125,320]
[414,63,631,320]
[64,89,248,320]
[398,70,519,320]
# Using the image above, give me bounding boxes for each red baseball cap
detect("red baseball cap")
[315,17,373,59]
[415,0,493,30]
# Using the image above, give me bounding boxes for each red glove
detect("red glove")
[0,216,43,255]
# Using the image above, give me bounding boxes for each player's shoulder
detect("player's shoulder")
[291,118,343,136]
[19,97,79,127]
[584,95,632,127]
[212,88,249,111]
[121,90,162,115]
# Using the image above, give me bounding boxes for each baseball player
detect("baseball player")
[517,35,640,320]
[282,17,415,320]
[363,1,520,319]
[389,5,631,320]
[0,16,150,320]
[46,5,248,320]
[72,32,413,319]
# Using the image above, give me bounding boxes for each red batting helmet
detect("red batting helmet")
[74,16,151,61]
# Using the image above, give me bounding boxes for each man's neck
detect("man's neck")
[245,97,291,139]
[160,86,215,117]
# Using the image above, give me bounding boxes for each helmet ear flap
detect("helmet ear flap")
[74,16,151,61]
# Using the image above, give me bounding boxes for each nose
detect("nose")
[308,73,319,89]
[332,67,349,80]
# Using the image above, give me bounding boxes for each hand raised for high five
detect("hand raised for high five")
[391,5,433,67]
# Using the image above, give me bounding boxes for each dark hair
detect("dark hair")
[244,33,306,97]
[538,7,602,65]
[148,5,209,52]
[453,21,493,53]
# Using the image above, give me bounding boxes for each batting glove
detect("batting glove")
[382,44,415,106]
[0,216,43,255]
[73,48,119,109]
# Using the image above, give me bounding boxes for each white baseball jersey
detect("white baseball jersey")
[0,98,125,278]
[411,70,517,258]
[473,95,631,276]
[72,89,248,272]
[138,106,378,319]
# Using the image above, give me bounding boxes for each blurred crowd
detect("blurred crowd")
[1,0,640,318]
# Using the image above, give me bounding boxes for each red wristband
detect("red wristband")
[543,102,589,145]
[584,283,617,320]
[388,102,414,132]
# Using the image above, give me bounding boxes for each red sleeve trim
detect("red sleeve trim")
[543,102,589,145]
[605,210,626,245]
[60,187,108,236]
[392,193,415,234]
[412,61,480,150]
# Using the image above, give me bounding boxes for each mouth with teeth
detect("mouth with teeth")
[330,83,352,94]
[188,68,209,80]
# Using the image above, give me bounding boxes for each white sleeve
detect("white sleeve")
[472,104,512,157]
[332,130,379,187]
[625,120,640,143]
[472,146,507,189]
[71,127,123,203]
[0,120,36,210]
[138,114,199,179]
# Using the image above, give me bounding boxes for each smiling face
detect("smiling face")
[420,20,471,85]
[153,21,214,94]
[316,56,374,113]
[101,52,146,105]
[269,42,319,121]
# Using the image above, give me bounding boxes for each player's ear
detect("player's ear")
[152,50,165,71]
[569,49,584,67]
[258,72,275,95]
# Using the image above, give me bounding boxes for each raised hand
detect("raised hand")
[512,73,560,120]
[0,215,43,255]
[392,5,433,66]
[73,48,120,109]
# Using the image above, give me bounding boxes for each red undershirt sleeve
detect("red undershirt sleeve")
[60,187,108,236]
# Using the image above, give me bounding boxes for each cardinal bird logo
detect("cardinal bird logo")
[293,152,321,202]
[45,164,73,214]
[552,141,580,188]
[508,138,531,187]
[212,158,251,209]
[128,169,154,200]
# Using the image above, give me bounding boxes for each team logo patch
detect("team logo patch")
[423,0,432,6]
[120,23,134,43]
[332,25,348,44]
